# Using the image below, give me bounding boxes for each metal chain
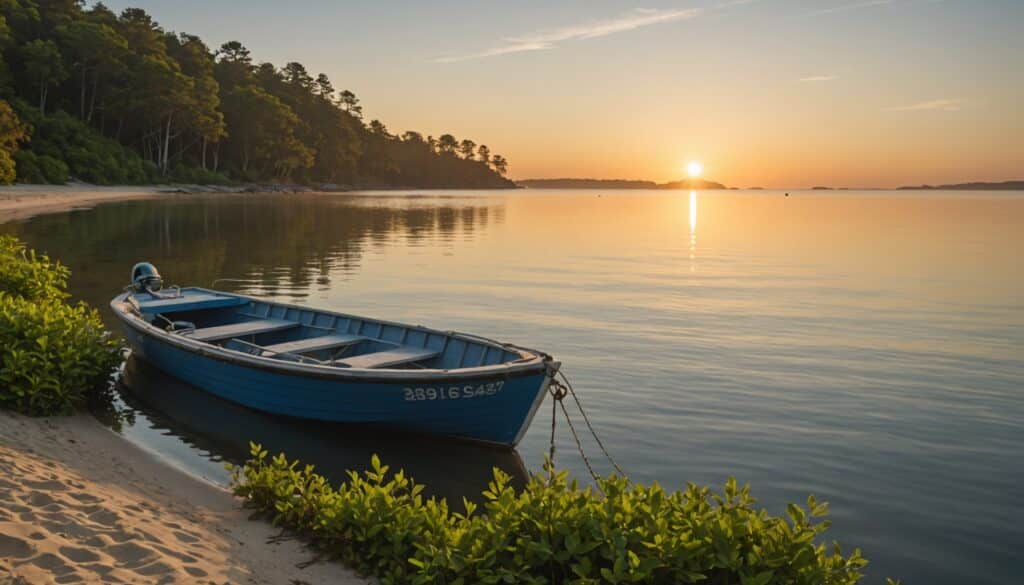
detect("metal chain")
[546,369,628,493]
[555,373,629,480]
[558,398,605,495]
[547,381,567,482]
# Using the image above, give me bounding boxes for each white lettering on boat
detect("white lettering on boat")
[402,381,504,402]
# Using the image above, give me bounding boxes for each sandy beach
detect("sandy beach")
[0,184,371,583]
[0,411,367,584]
[0,185,370,582]
[0,185,173,224]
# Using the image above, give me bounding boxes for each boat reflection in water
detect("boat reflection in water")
[115,357,529,504]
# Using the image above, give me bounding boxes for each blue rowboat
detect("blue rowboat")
[110,263,559,447]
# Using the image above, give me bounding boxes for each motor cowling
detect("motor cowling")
[130,262,163,293]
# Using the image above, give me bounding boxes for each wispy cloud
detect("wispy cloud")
[885,98,966,111]
[435,8,702,63]
[799,75,838,82]
[805,0,892,17]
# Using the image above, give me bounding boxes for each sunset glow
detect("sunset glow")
[97,1,1023,187]
[0,2,1020,584]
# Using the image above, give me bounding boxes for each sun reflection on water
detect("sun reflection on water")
[688,190,697,266]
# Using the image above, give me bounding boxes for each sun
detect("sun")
[686,161,703,178]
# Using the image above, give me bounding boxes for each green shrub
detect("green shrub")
[0,294,123,415]
[0,236,124,415]
[12,108,149,184]
[13,150,45,183]
[0,150,16,185]
[14,150,69,184]
[231,444,872,585]
[0,236,69,301]
[168,164,233,185]
[0,98,29,185]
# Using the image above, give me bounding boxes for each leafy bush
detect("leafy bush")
[14,150,70,183]
[0,98,30,185]
[168,164,233,185]
[231,444,873,585]
[0,236,69,301]
[0,236,124,415]
[0,294,123,415]
[12,107,149,184]
[0,150,16,185]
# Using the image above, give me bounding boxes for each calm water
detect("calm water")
[3,190,1022,583]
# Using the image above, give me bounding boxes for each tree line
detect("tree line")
[0,0,513,188]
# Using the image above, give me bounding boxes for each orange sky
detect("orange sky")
[108,0,1023,188]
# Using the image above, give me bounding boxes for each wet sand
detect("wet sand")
[0,396,367,584]
[0,185,170,224]
[0,183,369,583]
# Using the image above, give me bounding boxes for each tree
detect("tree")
[401,131,423,144]
[282,61,312,91]
[117,8,164,54]
[168,33,226,170]
[314,73,334,101]
[477,144,490,164]
[310,108,360,183]
[57,19,128,121]
[490,154,508,176]
[0,0,42,46]
[437,134,457,155]
[368,119,389,137]
[221,85,311,178]
[0,2,511,188]
[217,40,251,64]
[0,99,28,183]
[22,39,67,113]
[37,0,82,30]
[214,40,253,89]
[337,89,361,119]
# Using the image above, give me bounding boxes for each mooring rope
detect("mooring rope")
[546,370,629,491]
[558,397,604,493]
[557,371,628,479]
[548,381,564,483]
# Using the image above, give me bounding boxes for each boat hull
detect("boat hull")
[117,318,552,446]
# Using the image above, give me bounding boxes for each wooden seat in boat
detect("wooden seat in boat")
[188,319,299,342]
[334,346,440,369]
[260,334,365,356]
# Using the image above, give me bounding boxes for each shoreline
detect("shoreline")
[0,189,368,584]
[0,182,523,224]
[0,411,366,584]
[0,185,170,224]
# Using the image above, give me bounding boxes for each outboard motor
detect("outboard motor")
[130,262,163,293]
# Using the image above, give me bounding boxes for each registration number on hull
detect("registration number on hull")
[403,381,505,402]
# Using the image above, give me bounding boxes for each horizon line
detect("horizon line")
[511,177,1024,190]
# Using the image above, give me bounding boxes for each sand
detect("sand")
[0,183,369,583]
[0,183,324,223]
[0,411,369,584]
[0,185,171,224]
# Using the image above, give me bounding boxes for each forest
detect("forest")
[0,0,513,188]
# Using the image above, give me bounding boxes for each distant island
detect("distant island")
[517,179,1024,192]
[897,181,1024,191]
[517,178,727,190]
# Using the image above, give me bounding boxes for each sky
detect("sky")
[99,0,1023,188]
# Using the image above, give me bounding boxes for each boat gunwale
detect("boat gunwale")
[112,290,552,384]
